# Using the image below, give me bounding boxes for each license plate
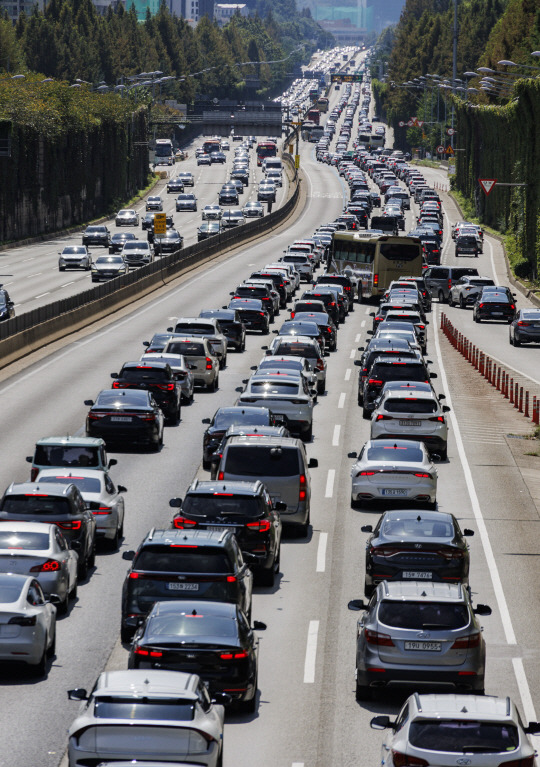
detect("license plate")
[206,525,230,532]
[381,489,408,496]
[403,571,432,579]
[167,582,199,591]
[492,312,503,316]
[404,641,441,651]
[110,416,132,422]
[399,420,421,427]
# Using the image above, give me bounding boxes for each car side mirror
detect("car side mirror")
[358,346,365,351]
[253,620,267,630]
[442,405,451,413]
[117,485,127,493]
[250,366,257,371]
[426,359,433,364]
[84,400,94,406]
[366,330,373,335]
[438,394,446,400]
[222,305,228,309]
[110,372,118,379]
[122,550,135,561]
[369,311,375,317]
[261,345,268,351]
[49,593,62,606]
[348,598,367,611]
[212,692,232,706]
[143,341,150,347]
[308,458,318,468]
[348,451,358,458]
[68,688,88,701]
[229,291,234,296]
[235,386,244,393]
[26,456,32,463]
[202,418,211,424]
[169,497,182,508]
[360,525,373,533]
[354,360,362,366]
[524,722,540,734]
[108,459,117,468]
[242,379,248,384]
[474,604,492,616]
[370,715,394,730]
[463,528,474,536]
[274,501,287,511]
[429,372,437,379]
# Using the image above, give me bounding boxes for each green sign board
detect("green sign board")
[331,74,363,83]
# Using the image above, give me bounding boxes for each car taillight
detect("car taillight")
[429,416,445,423]
[134,647,163,658]
[437,548,464,560]
[112,382,126,389]
[299,473,307,501]
[141,414,156,422]
[246,520,271,532]
[88,412,106,420]
[364,628,394,646]
[220,651,248,659]
[291,312,295,318]
[391,752,429,767]
[510,304,515,310]
[157,383,175,391]
[479,303,484,308]
[173,515,198,529]
[205,357,213,370]
[448,279,452,290]
[451,632,481,649]
[316,358,324,371]
[327,326,332,333]
[30,559,61,572]
[357,470,376,476]
[218,471,224,481]
[499,758,535,767]
[368,379,383,386]
[8,615,37,626]
[226,575,236,583]
[414,472,431,479]
[517,321,530,326]
[376,414,392,421]
[56,520,82,530]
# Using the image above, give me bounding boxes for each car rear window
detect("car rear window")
[250,381,300,395]
[378,601,469,630]
[0,531,50,549]
[367,445,424,462]
[408,720,519,753]
[37,476,102,493]
[120,367,169,382]
[134,545,230,573]
[275,343,317,358]
[182,494,262,519]
[214,410,268,429]
[148,612,238,639]
[371,363,427,382]
[34,445,100,467]
[1,496,71,515]
[224,446,300,477]
[94,700,194,721]
[384,398,437,414]
[166,342,205,356]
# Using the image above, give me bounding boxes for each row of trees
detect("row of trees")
[0,0,327,101]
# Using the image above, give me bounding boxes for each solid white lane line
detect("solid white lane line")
[512,657,538,723]
[303,621,319,683]
[316,532,328,572]
[344,369,351,381]
[332,424,341,446]
[338,392,346,408]
[35,292,50,298]
[487,238,500,286]
[349,349,356,359]
[325,469,335,498]
[433,305,516,645]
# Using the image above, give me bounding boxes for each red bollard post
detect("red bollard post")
[509,378,514,404]
[496,367,501,391]
[518,386,524,413]
[524,391,529,418]
[514,382,520,409]
[533,397,539,425]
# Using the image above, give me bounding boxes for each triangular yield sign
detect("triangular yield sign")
[479,178,497,195]
[417,120,424,127]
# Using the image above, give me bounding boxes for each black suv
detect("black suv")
[251,271,287,307]
[121,529,254,641]
[218,185,239,205]
[153,229,184,256]
[0,286,15,322]
[170,479,282,586]
[361,356,436,418]
[82,225,111,247]
[316,273,355,309]
[0,481,96,579]
[356,340,420,404]
[111,361,182,424]
[201,406,278,469]
[301,289,340,325]
[199,309,246,352]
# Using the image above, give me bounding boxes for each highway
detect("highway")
[0,52,539,767]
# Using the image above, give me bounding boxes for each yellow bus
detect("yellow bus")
[328,232,423,301]
[316,96,329,113]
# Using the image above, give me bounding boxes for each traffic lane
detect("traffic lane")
[0,142,347,767]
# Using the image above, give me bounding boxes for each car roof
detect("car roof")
[0,520,54,535]
[142,528,231,546]
[95,669,199,699]
[188,479,263,495]
[36,468,106,481]
[377,580,464,601]
[412,693,517,720]
[226,435,300,448]
[6,481,74,496]
[151,600,237,619]
[35,436,104,447]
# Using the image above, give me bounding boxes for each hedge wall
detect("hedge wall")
[454,78,540,279]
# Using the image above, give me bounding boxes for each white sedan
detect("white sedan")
[115,208,139,226]
[349,438,438,509]
[36,469,126,551]
[67,669,225,767]
[0,573,57,676]
[0,522,78,614]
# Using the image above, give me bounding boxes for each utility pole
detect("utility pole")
[451,0,458,150]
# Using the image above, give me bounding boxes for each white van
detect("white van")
[263,158,283,173]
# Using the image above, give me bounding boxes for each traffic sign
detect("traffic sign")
[407,120,414,127]
[153,212,167,235]
[447,128,457,136]
[398,121,405,127]
[479,178,497,195]
[331,73,362,82]
[417,120,424,128]
[295,154,300,169]
[446,145,454,155]
[436,145,445,153]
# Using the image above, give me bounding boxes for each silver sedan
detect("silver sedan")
[0,521,78,614]
[115,209,139,226]
[349,439,438,508]
[36,469,126,550]
[58,246,92,271]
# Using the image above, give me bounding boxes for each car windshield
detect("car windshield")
[0,582,23,602]
[378,601,469,630]
[134,545,230,573]
[214,410,268,429]
[37,476,102,493]
[381,515,454,538]
[96,257,123,265]
[94,699,194,721]
[148,611,238,638]
[408,720,519,753]
[366,444,424,462]
[0,531,50,549]
[123,243,148,251]
[62,247,85,254]
[1,496,71,515]
[182,494,262,519]
[384,398,437,414]
[224,446,299,477]
[34,445,99,467]
[95,390,149,407]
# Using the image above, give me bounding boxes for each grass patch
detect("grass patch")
[524,450,540,457]
[411,159,443,169]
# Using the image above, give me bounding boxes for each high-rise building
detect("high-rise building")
[0,0,44,22]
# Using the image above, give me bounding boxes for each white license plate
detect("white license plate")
[399,420,421,427]
[167,582,199,591]
[110,416,132,422]
[381,489,408,496]
[403,571,432,579]
[206,525,230,532]
[404,641,441,651]
[492,312,503,316]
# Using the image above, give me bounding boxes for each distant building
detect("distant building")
[0,0,44,22]
[214,2,247,25]
[305,0,405,38]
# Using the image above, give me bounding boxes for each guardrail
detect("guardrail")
[0,165,301,370]
[440,312,540,425]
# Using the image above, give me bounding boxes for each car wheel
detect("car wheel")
[257,562,276,587]
[238,680,258,714]
[31,646,48,677]
[210,374,219,392]
[47,628,56,658]
[69,579,78,602]
[87,541,96,570]
[317,380,325,395]
[514,333,521,347]
[59,266,65,272]
[219,356,227,370]
[364,582,374,598]
[108,527,120,552]
[448,294,454,307]
[120,624,133,644]
[356,678,372,701]
[298,510,310,537]
[362,406,371,420]
[439,446,448,461]
[262,324,270,335]
[58,590,70,616]
[303,423,313,442]
[474,314,480,323]
[438,290,445,303]
[78,554,88,581]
